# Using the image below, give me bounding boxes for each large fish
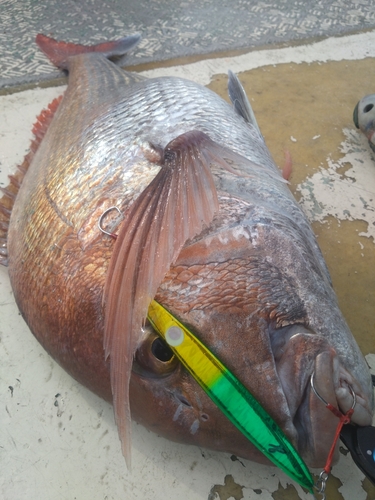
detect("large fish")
[0,34,373,473]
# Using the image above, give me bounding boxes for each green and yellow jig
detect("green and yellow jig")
[147,300,314,493]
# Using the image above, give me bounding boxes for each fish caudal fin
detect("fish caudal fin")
[103,131,223,465]
[0,95,63,266]
[36,33,141,70]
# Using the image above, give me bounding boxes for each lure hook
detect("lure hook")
[310,372,356,411]
[98,206,122,239]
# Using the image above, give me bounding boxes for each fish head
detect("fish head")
[129,223,374,468]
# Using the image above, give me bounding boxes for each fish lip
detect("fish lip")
[274,330,373,467]
[334,362,374,426]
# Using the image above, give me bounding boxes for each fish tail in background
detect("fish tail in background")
[35,33,142,70]
[0,95,63,266]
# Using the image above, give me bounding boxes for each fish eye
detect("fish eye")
[151,337,174,362]
[134,332,178,377]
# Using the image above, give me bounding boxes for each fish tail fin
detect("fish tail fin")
[35,33,141,70]
[0,95,63,266]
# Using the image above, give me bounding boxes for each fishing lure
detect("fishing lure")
[147,300,314,492]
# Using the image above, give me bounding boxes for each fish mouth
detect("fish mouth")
[273,327,373,467]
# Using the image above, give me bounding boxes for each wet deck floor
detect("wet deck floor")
[0,31,374,500]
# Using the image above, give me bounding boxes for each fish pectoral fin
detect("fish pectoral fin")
[103,130,220,464]
[228,70,261,135]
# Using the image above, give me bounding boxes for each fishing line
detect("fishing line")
[310,372,356,499]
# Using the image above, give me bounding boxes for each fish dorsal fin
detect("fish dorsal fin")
[103,130,222,464]
[228,70,261,135]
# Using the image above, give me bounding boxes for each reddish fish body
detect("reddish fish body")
[1,35,373,469]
